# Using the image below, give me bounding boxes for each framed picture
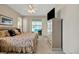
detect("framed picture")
[0,15,13,25]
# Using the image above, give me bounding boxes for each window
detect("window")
[47,19,52,33]
[17,17,22,29]
[32,21,42,33]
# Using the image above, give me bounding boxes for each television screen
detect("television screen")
[47,8,55,20]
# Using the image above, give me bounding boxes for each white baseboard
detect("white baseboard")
[63,50,72,54]
[52,48,62,51]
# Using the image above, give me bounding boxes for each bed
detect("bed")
[0,27,38,53]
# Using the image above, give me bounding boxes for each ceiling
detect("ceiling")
[7,4,56,16]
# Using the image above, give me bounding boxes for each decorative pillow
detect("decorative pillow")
[8,29,16,36]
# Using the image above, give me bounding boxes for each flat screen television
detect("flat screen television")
[47,8,55,20]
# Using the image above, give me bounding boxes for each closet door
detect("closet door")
[52,18,62,49]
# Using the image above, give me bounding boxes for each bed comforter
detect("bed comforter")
[0,33,38,53]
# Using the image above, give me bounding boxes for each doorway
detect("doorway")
[32,20,42,35]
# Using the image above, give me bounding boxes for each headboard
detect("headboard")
[0,26,16,30]
[0,26,17,37]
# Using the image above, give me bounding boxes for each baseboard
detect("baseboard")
[63,50,73,54]
[52,48,62,51]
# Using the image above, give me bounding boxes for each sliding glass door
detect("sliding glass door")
[32,20,42,34]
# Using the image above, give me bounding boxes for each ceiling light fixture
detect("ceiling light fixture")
[27,4,37,14]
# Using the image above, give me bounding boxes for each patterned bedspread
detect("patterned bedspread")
[0,32,38,53]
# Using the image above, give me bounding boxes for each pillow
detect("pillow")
[0,31,7,37]
[13,29,20,35]
[8,29,16,36]
[5,30,10,36]
[16,28,21,33]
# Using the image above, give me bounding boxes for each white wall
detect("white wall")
[59,5,79,53]
[22,17,28,32]
[22,16,32,32]
[0,5,21,27]
[42,17,47,36]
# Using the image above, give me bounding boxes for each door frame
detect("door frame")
[61,19,63,51]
